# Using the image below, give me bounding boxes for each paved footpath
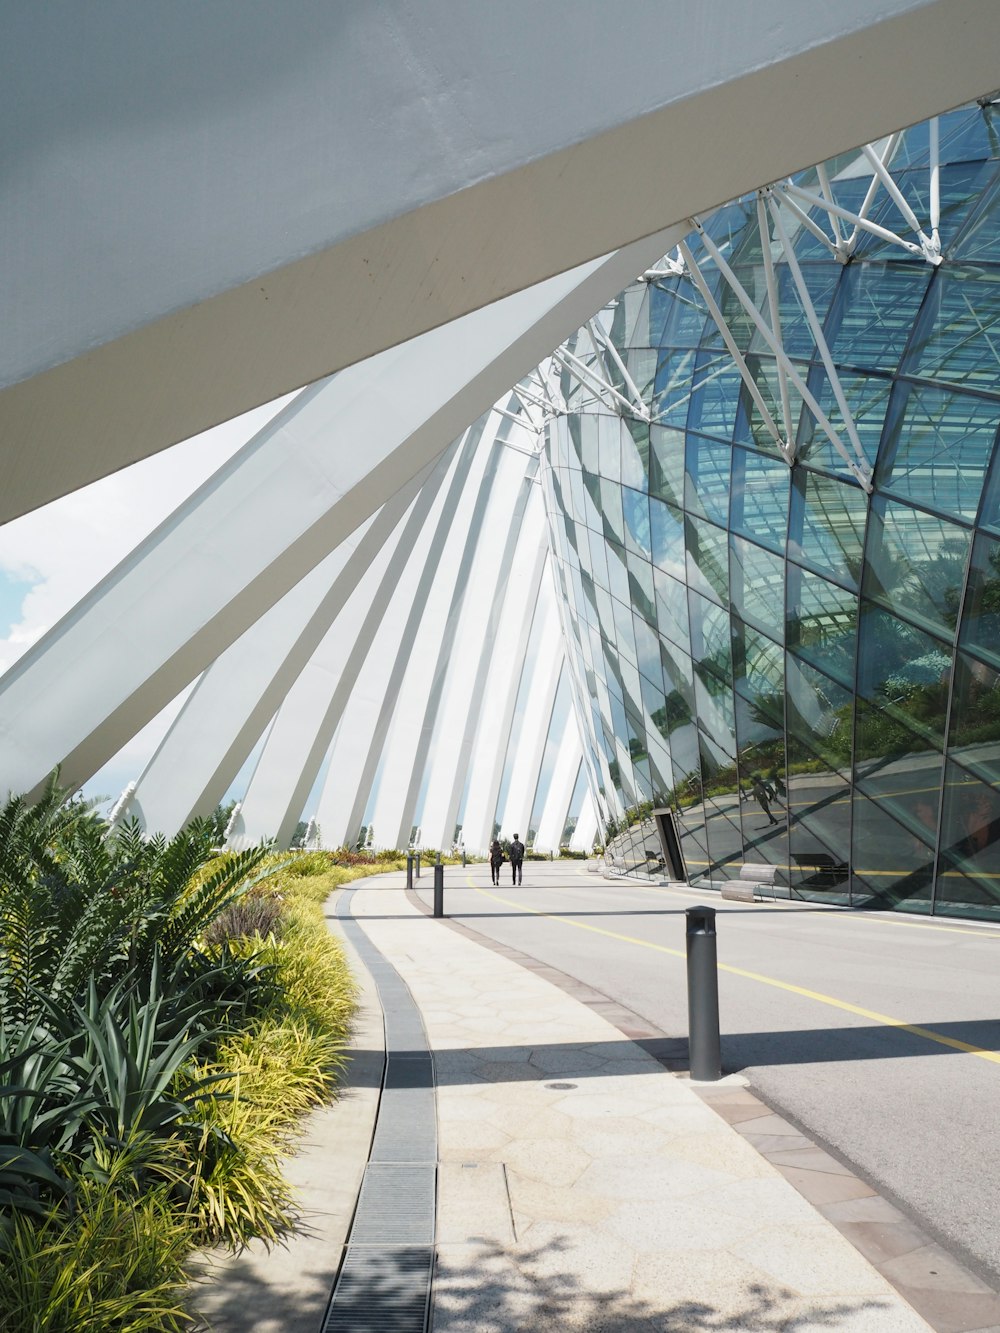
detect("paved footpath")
[194,869,939,1332]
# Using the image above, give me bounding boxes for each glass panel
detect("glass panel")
[824,261,931,372]
[650,425,686,508]
[730,535,785,641]
[904,266,1000,395]
[959,532,1000,669]
[950,163,1000,264]
[948,652,1000,788]
[937,763,1000,919]
[654,568,691,655]
[788,810,851,903]
[730,447,790,553]
[654,346,700,426]
[647,275,712,349]
[685,514,728,606]
[620,418,649,491]
[597,413,623,482]
[789,468,867,588]
[785,655,853,773]
[851,793,935,913]
[750,261,839,361]
[606,539,630,605]
[703,796,747,878]
[689,590,733,689]
[633,612,661,688]
[863,495,971,639]
[857,603,952,749]
[877,379,999,522]
[627,549,656,623]
[685,435,732,524]
[733,624,784,714]
[600,476,625,545]
[786,564,857,688]
[686,349,742,441]
[650,496,686,579]
[622,486,651,559]
[854,735,944,849]
[796,368,890,476]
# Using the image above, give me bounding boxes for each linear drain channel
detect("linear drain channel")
[325,888,437,1333]
[322,1246,433,1333]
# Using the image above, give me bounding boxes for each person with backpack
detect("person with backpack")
[509,833,525,885]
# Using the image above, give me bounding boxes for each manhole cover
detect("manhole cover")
[544,1082,577,1091]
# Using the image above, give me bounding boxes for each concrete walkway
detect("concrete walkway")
[194,867,945,1331]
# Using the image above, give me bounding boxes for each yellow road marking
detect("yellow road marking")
[470,880,1000,1065]
[561,875,1000,940]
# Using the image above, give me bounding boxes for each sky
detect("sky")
[0,393,294,807]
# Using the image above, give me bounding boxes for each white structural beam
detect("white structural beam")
[495,578,565,840]
[312,437,476,850]
[124,453,447,836]
[421,457,541,853]
[3,3,997,522]
[570,792,599,855]
[436,504,549,856]
[403,427,537,851]
[234,415,513,850]
[0,231,678,801]
[534,725,584,854]
[226,503,414,851]
[367,417,508,851]
[313,421,493,847]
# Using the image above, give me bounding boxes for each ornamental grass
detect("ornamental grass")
[0,783,400,1331]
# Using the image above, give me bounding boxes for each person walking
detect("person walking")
[509,833,525,885]
[489,837,504,885]
[750,774,779,826]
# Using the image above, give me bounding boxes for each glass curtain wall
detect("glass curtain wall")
[540,100,1000,919]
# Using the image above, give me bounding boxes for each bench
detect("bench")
[721,863,780,903]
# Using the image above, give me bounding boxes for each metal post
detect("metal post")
[406,854,413,890]
[461,847,466,867]
[433,863,444,918]
[685,906,721,1081]
[415,853,421,879]
[436,851,442,865]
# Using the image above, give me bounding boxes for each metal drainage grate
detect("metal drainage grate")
[322,1246,433,1333]
[325,887,438,1333]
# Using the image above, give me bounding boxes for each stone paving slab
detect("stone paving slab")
[351,876,932,1333]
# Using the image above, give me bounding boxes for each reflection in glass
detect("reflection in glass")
[960,533,1000,668]
[852,793,934,913]
[857,603,952,749]
[862,496,971,639]
[730,447,790,552]
[937,763,1000,918]
[787,564,857,687]
[788,469,867,588]
[948,653,1000,787]
[731,536,784,641]
[877,379,1000,522]
[685,436,732,524]
[686,514,728,606]
[904,266,1000,396]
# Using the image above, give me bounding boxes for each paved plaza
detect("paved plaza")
[192,863,1000,1332]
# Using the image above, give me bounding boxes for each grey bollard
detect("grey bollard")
[436,852,442,865]
[461,847,466,867]
[415,853,421,879]
[406,854,414,890]
[685,906,721,1081]
[433,863,444,918]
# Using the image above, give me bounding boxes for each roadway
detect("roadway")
[413,860,1000,1285]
